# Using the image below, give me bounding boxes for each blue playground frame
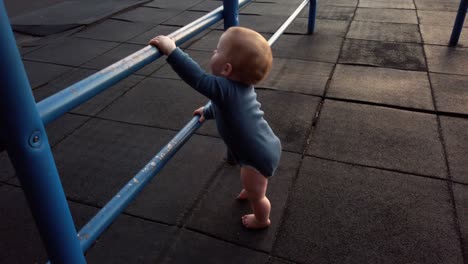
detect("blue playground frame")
[0,0,316,262]
[450,0,467,46]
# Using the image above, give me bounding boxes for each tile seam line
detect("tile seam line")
[414,0,467,262]
[269,2,360,259]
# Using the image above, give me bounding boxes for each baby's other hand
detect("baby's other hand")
[149,35,176,55]
[193,106,205,123]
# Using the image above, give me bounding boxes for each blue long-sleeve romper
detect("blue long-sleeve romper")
[167,48,281,177]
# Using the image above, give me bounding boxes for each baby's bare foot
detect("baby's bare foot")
[241,214,271,229]
[237,189,248,200]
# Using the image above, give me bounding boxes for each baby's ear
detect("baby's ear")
[222,63,232,77]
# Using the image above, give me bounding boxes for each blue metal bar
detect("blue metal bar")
[0,3,86,264]
[268,0,310,46]
[449,0,468,46]
[37,0,250,126]
[223,0,239,29]
[307,0,317,34]
[77,102,210,251]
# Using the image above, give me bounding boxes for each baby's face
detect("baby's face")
[209,33,230,76]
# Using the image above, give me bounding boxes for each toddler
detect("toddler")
[150,27,281,229]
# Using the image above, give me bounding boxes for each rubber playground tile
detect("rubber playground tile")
[240,2,305,17]
[161,10,209,27]
[425,45,468,75]
[51,118,225,224]
[127,25,180,45]
[22,60,73,89]
[339,39,426,71]
[112,7,179,25]
[431,73,468,114]
[85,214,176,263]
[440,117,468,184]
[74,19,155,43]
[287,18,350,37]
[257,90,320,153]
[453,183,468,259]
[259,58,334,96]
[186,152,301,252]
[415,0,461,11]
[217,14,288,34]
[420,24,468,47]
[162,229,269,264]
[81,43,164,76]
[273,157,463,264]
[272,34,343,63]
[317,0,358,7]
[24,37,119,67]
[97,78,207,130]
[299,5,355,21]
[354,8,418,24]
[417,10,468,27]
[189,0,223,12]
[347,21,421,43]
[328,65,434,110]
[359,0,415,9]
[151,49,212,79]
[0,153,14,182]
[308,100,447,177]
[144,0,204,10]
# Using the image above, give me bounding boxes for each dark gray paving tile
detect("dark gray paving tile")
[217,14,288,34]
[431,73,468,114]
[258,90,320,153]
[127,25,180,45]
[52,118,225,224]
[425,45,468,75]
[328,65,433,110]
[287,18,350,37]
[354,8,418,24]
[259,58,334,96]
[347,21,421,43]
[272,34,343,63]
[98,78,207,130]
[418,10,468,27]
[81,43,164,76]
[340,39,426,71]
[308,100,447,177]
[241,2,303,16]
[189,0,223,12]
[144,0,204,9]
[421,25,468,47]
[187,152,301,252]
[86,215,176,263]
[162,229,269,264]
[23,60,73,89]
[0,185,96,264]
[317,0,358,7]
[112,7,179,25]
[161,10,209,27]
[453,183,468,261]
[440,116,468,183]
[74,19,155,42]
[152,49,212,79]
[186,30,223,51]
[274,157,463,264]
[359,0,415,9]
[268,257,297,264]
[0,152,14,182]
[415,0,461,11]
[24,37,119,67]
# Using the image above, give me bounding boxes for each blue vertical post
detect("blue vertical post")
[223,0,239,29]
[308,0,317,34]
[449,0,468,46]
[0,3,86,264]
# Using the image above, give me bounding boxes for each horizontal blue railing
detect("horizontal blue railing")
[37,0,250,126]
[75,0,312,253]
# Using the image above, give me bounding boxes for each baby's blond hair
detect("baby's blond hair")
[222,27,273,85]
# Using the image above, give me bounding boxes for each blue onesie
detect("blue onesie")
[167,48,282,177]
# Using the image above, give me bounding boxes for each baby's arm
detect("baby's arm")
[149,36,226,104]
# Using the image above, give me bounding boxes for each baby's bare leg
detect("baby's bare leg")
[240,166,271,229]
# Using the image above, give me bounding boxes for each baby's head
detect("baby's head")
[210,27,272,85]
